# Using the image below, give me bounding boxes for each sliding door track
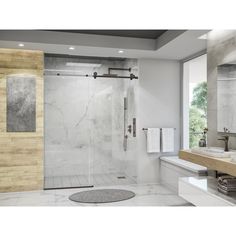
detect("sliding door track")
[44,185,94,190]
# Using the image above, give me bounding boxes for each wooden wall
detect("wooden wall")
[0,48,44,192]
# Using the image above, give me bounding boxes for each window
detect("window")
[183,54,207,149]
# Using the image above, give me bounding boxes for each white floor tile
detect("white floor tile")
[0,183,192,207]
[44,173,136,189]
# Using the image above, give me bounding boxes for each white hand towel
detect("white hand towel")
[162,128,175,152]
[147,128,160,153]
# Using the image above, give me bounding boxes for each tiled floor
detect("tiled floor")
[44,173,137,189]
[0,183,193,206]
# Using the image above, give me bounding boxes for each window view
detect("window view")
[183,54,207,149]
[189,81,207,147]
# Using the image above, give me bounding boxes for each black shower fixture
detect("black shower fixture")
[44,67,138,80]
[93,67,138,80]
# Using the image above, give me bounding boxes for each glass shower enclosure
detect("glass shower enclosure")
[44,55,138,189]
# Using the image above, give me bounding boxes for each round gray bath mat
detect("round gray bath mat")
[69,189,135,203]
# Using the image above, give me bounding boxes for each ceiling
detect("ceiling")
[49,30,167,39]
[0,30,210,60]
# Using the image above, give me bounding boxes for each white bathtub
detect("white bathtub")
[160,156,207,193]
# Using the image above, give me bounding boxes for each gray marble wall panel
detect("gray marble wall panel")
[217,64,236,132]
[44,56,138,182]
[7,76,36,132]
[207,30,236,148]
[45,76,91,177]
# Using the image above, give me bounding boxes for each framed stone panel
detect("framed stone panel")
[7,76,36,132]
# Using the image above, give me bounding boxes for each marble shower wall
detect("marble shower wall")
[207,30,236,149]
[44,55,138,181]
[45,76,91,177]
[217,64,236,133]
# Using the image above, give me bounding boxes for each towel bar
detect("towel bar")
[142,128,176,131]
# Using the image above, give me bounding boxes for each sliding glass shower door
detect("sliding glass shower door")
[44,75,92,189]
[89,77,137,186]
[44,75,137,189]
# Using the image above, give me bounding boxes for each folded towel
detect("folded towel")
[217,175,236,195]
[217,184,236,191]
[217,185,236,195]
[147,128,160,153]
[218,175,236,186]
[218,175,236,181]
[217,186,233,195]
[162,128,175,152]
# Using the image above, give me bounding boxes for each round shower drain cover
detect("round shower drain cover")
[69,189,135,204]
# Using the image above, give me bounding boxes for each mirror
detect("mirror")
[217,63,236,133]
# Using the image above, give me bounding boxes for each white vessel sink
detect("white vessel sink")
[191,147,236,158]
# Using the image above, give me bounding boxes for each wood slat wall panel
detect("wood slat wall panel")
[0,48,44,192]
[0,48,43,70]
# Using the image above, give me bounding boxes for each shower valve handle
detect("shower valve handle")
[127,125,132,133]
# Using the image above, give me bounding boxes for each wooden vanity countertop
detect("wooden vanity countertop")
[179,150,236,177]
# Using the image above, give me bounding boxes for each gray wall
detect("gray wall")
[207,30,236,149]
[137,59,181,183]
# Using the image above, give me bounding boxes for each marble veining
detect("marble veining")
[217,64,236,132]
[44,56,138,188]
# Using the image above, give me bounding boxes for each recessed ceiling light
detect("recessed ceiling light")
[69,46,75,50]
[18,43,24,47]
[118,50,124,54]
[66,62,102,68]
[198,34,207,40]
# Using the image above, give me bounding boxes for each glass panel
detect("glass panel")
[44,75,92,189]
[124,78,137,182]
[44,75,137,189]
[89,77,137,186]
[182,54,207,149]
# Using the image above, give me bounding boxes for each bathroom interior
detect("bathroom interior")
[1,29,236,207]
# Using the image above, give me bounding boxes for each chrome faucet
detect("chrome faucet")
[218,127,230,152]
